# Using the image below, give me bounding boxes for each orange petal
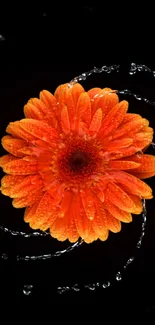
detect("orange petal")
[24,102,45,120]
[108,170,153,199]
[75,92,91,132]
[104,197,132,223]
[124,154,155,174]
[89,108,102,134]
[83,223,98,243]
[106,182,136,212]
[0,154,17,168]
[67,198,79,242]
[112,117,149,140]
[7,174,43,198]
[12,188,44,208]
[6,121,37,141]
[106,210,121,233]
[99,229,109,241]
[71,83,85,107]
[99,100,128,137]
[60,104,70,135]
[108,159,141,170]
[73,193,90,238]
[35,192,56,222]
[50,217,66,238]
[105,138,133,153]
[2,158,37,175]
[1,136,27,157]
[92,91,119,117]
[81,189,96,220]
[58,190,73,218]
[92,203,107,236]
[19,119,58,143]
[27,97,58,128]
[39,90,57,110]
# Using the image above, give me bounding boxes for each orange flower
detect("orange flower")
[0,83,155,243]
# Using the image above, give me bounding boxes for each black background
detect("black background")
[0,3,155,315]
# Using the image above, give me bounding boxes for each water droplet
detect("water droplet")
[1,253,8,260]
[23,285,33,295]
[116,271,122,281]
[0,34,5,41]
[102,281,110,288]
[85,283,96,290]
[71,284,80,292]
[136,150,143,158]
[57,286,70,294]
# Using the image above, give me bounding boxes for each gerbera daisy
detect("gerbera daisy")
[0,83,155,243]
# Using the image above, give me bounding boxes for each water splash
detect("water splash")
[0,225,49,237]
[16,238,84,261]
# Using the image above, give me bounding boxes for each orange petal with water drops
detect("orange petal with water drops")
[58,190,73,218]
[89,108,102,134]
[39,90,57,110]
[6,121,37,142]
[60,104,70,135]
[35,192,56,220]
[92,90,119,117]
[81,189,96,220]
[7,174,43,198]
[99,229,109,242]
[50,217,66,238]
[19,119,58,143]
[99,100,128,137]
[107,170,153,199]
[112,118,149,140]
[24,201,39,223]
[108,159,141,170]
[123,154,155,174]
[24,102,45,120]
[47,182,66,205]
[71,83,85,107]
[83,224,98,244]
[73,193,90,238]
[75,92,91,131]
[92,203,107,236]
[123,191,143,214]
[27,97,58,128]
[106,210,121,233]
[1,136,28,157]
[2,158,37,175]
[67,200,79,242]
[106,182,136,212]
[104,196,132,223]
[0,154,17,168]
[12,188,44,208]
[87,87,101,101]
[105,138,133,153]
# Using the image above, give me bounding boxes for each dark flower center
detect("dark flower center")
[68,150,90,172]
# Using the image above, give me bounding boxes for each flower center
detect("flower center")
[68,150,90,173]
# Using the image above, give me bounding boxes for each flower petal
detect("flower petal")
[19,119,58,143]
[2,158,37,175]
[107,170,153,199]
[99,100,128,137]
[104,197,132,222]
[112,117,149,140]
[60,104,70,135]
[106,182,136,212]
[1,136,27,157]
[81,189,96,220]
[106,210,121,233]
[7,174,43,198]
[12,188,44,208]
[89,108,102,134]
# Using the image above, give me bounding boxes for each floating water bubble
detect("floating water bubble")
[71,284,80,292]
[116,271,122,281]
[84,283,96,291]
[1,253,8,260]
[23,284,33,295]
[102,281,110,289]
